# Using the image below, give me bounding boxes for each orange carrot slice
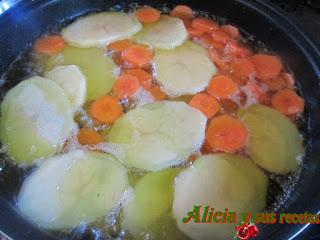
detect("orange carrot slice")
[108,39,133,52]
[224,41,251,58]
[201,138,213,154]
[182,18,192,28]
[122,44,153,67]
[242,80,269,105]
[135,7,161,23]
[123,68,153,88]
[263,76,287,91]
[146,84,166,100]
[251,54,283,80]
[187,26,205,37]
[77,128,104,145]
[205,115,247,153]
[189,93,220,118]
[208,48,225,68]
[282,72,295,89]
[231,75,248,86]
[90,95,123,124]
[259,93,271,106]
[220,25,240,39]
[113,74,140,99]
[196,33,225,50]
[170,5,193,19]
[34,35,65,55]
[271,89,304,115]
[112,53,123,66]
[230,58,256,79]
[192,18,219,33]
[211,30,232,43]
[207,75,239,99]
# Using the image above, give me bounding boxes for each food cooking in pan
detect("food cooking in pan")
[0,4,305,240]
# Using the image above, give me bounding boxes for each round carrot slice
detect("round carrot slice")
[263,76,287,91]
[207,75,239,99]
[189,93,220,118]
[196,33,225,50]
[34,35,65,55]
[123,68,153,88]
[108,39,133,52]
[112,53,123,66]
[271,89,304,115]
[224,41,251,58]
[170,5,193,19]
[205,115,247,153]
[282,72,295,89]
[251,54,283,80]
[220,25,240,39]
[77,128,104,145]
[182,18,192,28]
[90,95,123,124]
[211,30,232,43]
[187,26,205,37]
[192,18,219,33]
[135,7,161,23]
[208,48,225,68]
[113,74,140,99]
[122,45,153,67]
[230,58,256,79]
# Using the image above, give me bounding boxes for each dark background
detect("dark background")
[0,0,319,239]
[270,0,320,46]
[269,1,320,239]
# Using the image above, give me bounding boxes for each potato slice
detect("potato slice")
[173,154,268,240]
[123,168,182,238]
[17,150,128,229]
[154,41,216,97]
[134,15,188,49]
[62,12,142,48]
[47,45,116,101]
[0,76,76,165]
[238,104,304,174]
[45,65,86,110]
[108,101,207,171]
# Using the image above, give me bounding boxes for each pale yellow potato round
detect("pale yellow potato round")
[62,12,142,47]
[173,154,268,240]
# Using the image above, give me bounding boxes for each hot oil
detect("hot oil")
[0,3,305,240]
[0,50,45,201]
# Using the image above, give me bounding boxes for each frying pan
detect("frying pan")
[0,0,320,239]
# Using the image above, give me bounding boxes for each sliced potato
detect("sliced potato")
[133,15,187,49]
[123,168,180,238]
[238,104,303,174]
[173,154,268,240]
[47,45,116,101]
[154,41,216,97]
[62,12,142,48]
[0,76,76,165]
[45,65,86,109]
[108,101,207,171]
[17,150,128,229]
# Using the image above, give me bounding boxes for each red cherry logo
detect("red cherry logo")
[236,223,259,240]
[248,225,259,237]
[237,225,250,240]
